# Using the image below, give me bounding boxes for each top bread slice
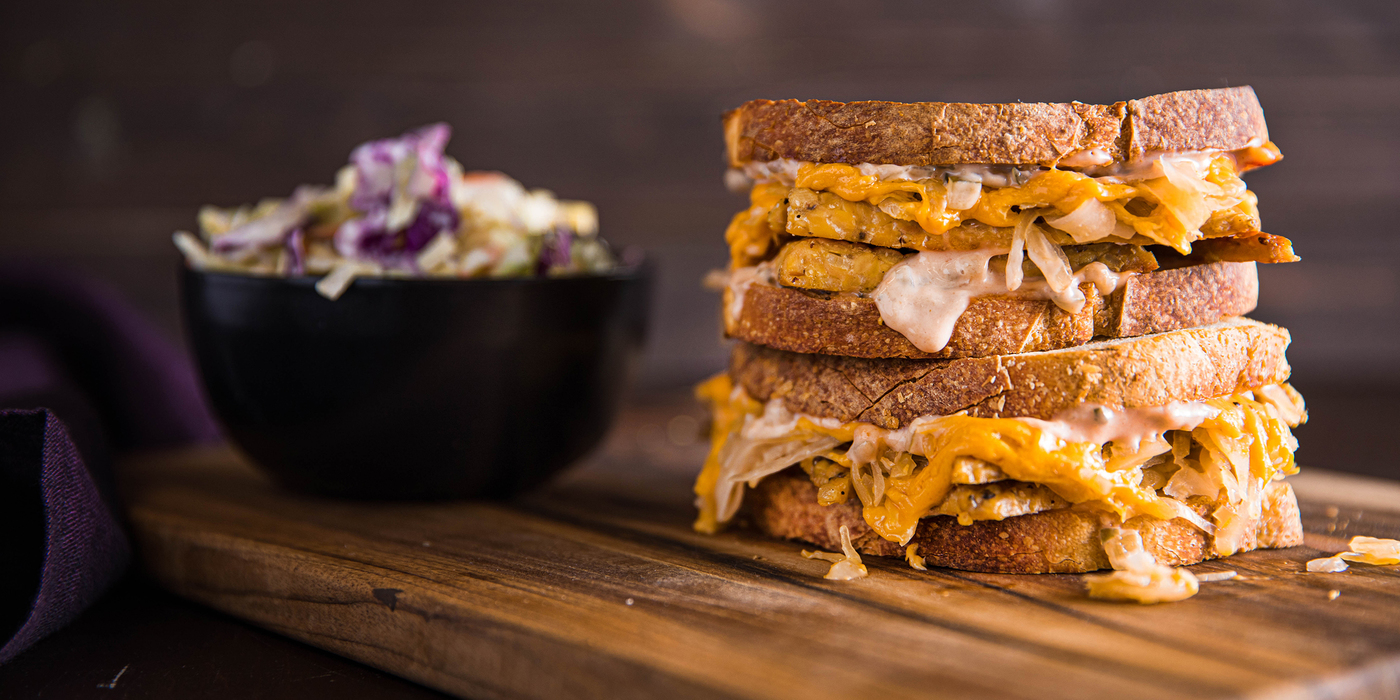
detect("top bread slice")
[724,87,1268,168]
[730,318,1291,428]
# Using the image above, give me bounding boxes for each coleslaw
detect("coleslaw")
[174,123,616,299]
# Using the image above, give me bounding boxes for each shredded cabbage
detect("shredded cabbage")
[1084,528,1200,604]
[1339,536,1400,566]
[694,373,1304,558]
[1044,197,1116,243]
[1195,570,1238,582]
[944,179,982,211]
[1307,556,1349,573]
[762,155,1261,255]
[714,431,840,523]
[174,124,616,299]
[905,544,927,571]
[1006,212,1030,291]
[801,525,868,580]
[1022,223,1085,312]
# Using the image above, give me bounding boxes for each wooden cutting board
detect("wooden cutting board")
[120,439,1400,700]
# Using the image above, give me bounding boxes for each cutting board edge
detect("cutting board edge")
[126,506,740,700]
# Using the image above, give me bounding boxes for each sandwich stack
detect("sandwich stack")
[694,87,1308,602]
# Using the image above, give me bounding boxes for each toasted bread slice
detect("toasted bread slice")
[745,468,1303,574]
[725,87,1269,168]
[726,261,1259,361]
[730,318,1290,428]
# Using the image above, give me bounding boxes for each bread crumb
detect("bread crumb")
[1324,506,1339,518]
[1328,589,1341,600]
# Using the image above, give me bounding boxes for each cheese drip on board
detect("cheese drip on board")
[694,375,1305,556]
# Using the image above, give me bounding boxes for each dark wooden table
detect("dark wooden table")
[0,390,1395,699]
[0,393,709,699]
[0,578,449,699]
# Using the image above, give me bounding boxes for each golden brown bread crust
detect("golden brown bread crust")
[745,469,1303,574]
[724,87,1268,168]
[729,318,1292,428]
[726,261,1260,360]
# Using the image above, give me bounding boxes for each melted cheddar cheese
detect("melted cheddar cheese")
[694,374,1303,553]
[725,183,789,269]
[727,151,1269,266]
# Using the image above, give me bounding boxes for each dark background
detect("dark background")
[2,0,1398,474]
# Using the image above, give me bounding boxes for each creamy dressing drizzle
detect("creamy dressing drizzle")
[713,388,1242,539]
[1018,402,1220,452]
[738,159,1039,189]
[735,392,1215,478]
[871,250,1124,353]
[870,249,1007,354]
[742,398,843,440]
[1081,151,1219,182]
[733,146,1247,190]
[723,263,773,325]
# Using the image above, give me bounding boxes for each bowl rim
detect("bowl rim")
[181,258,650,290]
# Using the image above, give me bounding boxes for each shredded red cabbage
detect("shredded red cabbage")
[536,229,574,274]
[285,227,306,275]
[334,123,459,267]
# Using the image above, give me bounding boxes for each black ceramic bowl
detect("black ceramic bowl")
[181,264,648,500]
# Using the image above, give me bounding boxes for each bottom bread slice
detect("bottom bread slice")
[746,469,1303,574]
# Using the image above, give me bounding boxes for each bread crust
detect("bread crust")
[724,87,1268,168]
[726,261,1259,360]
[745,469,1303,574]
[729,318,1291,428]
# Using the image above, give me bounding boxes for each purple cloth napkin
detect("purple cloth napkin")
[0,409,129,664]
[0,264,219,664]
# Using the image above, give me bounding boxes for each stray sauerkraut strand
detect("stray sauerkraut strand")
[906,544,928,571]
[1339,536,1400,566]
[1306,556,1349,573]
[314,260,378,300]
[1195,570,1238,583]
[801,525,868,581]
[1309,536,1400,572]
[1085,528,1199,604]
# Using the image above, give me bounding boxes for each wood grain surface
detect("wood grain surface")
[120,445,1400,700]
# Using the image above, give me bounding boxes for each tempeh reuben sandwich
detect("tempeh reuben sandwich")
[696,88,1307,602]
[720,86,1294,359]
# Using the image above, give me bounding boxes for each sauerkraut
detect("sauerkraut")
[728,149,1269,257]
[694,374,1305,557]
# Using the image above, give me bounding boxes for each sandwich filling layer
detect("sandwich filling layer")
[726,144,1282,270]
[720,146,1294,354]
[694,374,1305,557]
